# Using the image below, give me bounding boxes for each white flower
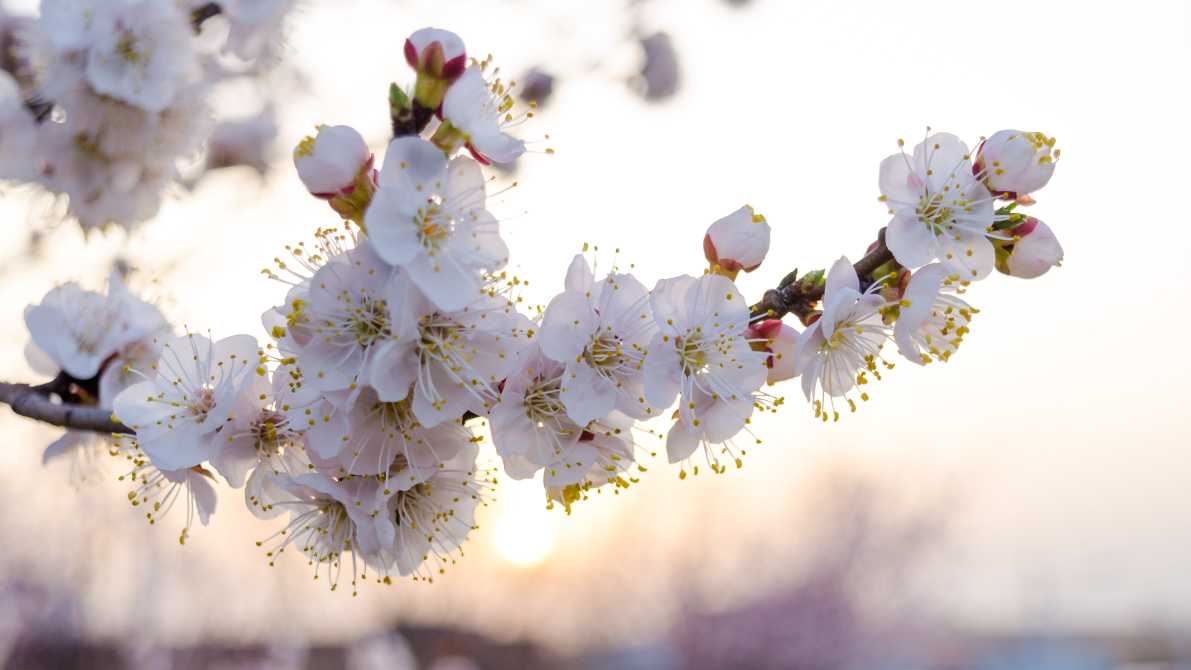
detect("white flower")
[304,385,470,490]
[112,433,218,544]
[977,130,1058,198]
[24,274,168,380]
[641,273,769,465]
[263,472,395,593]
[747,318,799,384]
[539,255,657,426]
[492,346,603,486]
[1003,217,1064,279]
[404,27,466,79]
[387,442,490,580]
[209,366,310,488]
[24,283,115,380]
[893,263,975,365]
[294,124,371,197]
[703,205,771,273]
[82,0,197,113]
[220,0,297,60]
[441,65,526,164]
[365,136,507,311]
[277,243,393,395]
[792,257,891,420]
[113,332,260,472]
[368,272,530,427]
[879,133,999,280]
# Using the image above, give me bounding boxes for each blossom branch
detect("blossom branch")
[0,381,130,435]
[750,227,894,323]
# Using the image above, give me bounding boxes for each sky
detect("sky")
[0,0,1189,654]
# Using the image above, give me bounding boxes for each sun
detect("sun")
[490,478,558,567]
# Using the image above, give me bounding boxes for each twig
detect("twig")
[3,231,894,436]
[191,2,222,32]
[0,382,130,435]
[750,227,894,323]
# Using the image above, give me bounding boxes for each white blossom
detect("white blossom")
[893,263,975,365]
[977,130,1058,198]
[82,0,197,113]
[112,433,218,544]
[441,65,526,164]
[386,442,490,580]
[642,273,768,465]
[703,205,770,273]
[539,255,657,426]
[879,132,999,280]
[275,242,392,395]
[113,332,260,472]
[262,472,394,593]
[294,124,371,197]
[1003,217,1064,279]
[365,136,507,311]
[367,271,531,427]
[24,274,169,380]
[792,257,891,420]
[304,385,471,489]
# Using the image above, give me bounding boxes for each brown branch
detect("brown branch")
[750,227,895,323]
[190,2,222,32]
[0,382,131,435]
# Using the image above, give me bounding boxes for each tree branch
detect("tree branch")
[750,227,895,323]
[3,230,895,436]
[0,382,131,435]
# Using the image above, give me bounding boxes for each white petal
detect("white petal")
[539,291,594,362]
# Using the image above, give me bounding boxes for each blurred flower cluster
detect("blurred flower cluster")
[0,0,296,231]
[16,24,1067,594]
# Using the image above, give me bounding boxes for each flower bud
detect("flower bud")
[294,125,370,197]
[704,205,771,275]
[404,27,466,109]
[999,217,1063,279]
[976,130,1058,199]
[747,319,799,384]
[293,125,376,224]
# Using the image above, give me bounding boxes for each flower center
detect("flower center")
[346,297,390,348]
[116,33,143,64]
[374,397,418,433]
[524,376,566,427]
[190,387,216,422]
[583,332,624,372]
[678,333,707,375]
[415,203,452,251]
[417,321,463,363]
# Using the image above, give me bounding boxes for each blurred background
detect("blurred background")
[1,0,1190,668]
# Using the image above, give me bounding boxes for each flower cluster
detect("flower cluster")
[19,27,1065,593]
[0,0,298,231]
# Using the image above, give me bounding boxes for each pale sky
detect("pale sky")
[0,0,1189,653]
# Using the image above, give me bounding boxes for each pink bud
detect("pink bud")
[1006,217,1063,279]
[704,205,771,272]
[747,318,799,384]
[404,27,467,81]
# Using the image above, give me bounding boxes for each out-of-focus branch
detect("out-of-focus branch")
[190,2,222,32]
[0,381,130,434]
[750,227,895,323]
